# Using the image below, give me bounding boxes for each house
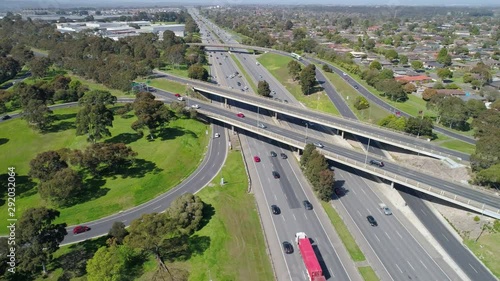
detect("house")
[395,75,433,84]
[424,60,444,69]
[435,89,466,96]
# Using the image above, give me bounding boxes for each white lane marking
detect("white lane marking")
[361,188,366,195]
[274,194,277,201]
[282,216,286,222]
[395,263,403,273]
[441,233,449,242]
[303,213,308,220]
[153,206,161,211]
[395,230,403,239]
[469,264,478,274]
[329,268,335,278]
[420,259,428,270]
[357,210,362,217]
[420,209,427,216]
[407,260,415,271]
[292,214,296,221]
[385,232,391,240]
[374,233,381,242]
[351,188,357,195]
[121,220,127,223]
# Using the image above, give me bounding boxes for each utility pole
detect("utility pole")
[364,138,371,165]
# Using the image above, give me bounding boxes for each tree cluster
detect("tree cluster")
[300,144,335,201]
[360,68,407,101]
[257,80,271,97]
[75,90,116,143]
[132,91,173,139]
[426,95,486,131]
[378,114,434,137]
[287,60,302,81]
[299,64,316,95]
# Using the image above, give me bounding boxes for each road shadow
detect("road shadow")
[333,180,347,199]
[0,138,9,146]
[105,132,142,145]
[106,158,163,179]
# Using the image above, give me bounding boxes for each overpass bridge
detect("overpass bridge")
[155,71,469,161]
[188,102,500,219]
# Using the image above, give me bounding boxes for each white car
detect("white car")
[214,133,220,138]
[313,142,324,148]
[191,104,200,109]
[177,97,184,101]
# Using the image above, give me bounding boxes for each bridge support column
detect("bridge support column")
[340,130,345,139]
[231,125,235,135]
[224,98,227,108]
[391,181,394,189]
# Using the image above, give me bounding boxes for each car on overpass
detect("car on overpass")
[272,171,280,179]
[236,112,245,118]
[270,151,277,157]
[254,156,261,162]
[313,142,324,148]
[369,159,385,167]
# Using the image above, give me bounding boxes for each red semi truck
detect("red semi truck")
[295,232,327,281]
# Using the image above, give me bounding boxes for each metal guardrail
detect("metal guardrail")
[200,111,500,219]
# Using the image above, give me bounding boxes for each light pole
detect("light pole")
[304,122,309,146]
[257,106,260,126]
[364,138,371,165]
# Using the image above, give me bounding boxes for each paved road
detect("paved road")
[398,185,497,281]
[333,165,456,281]
[156,72,470,161]
[306,56,476,145]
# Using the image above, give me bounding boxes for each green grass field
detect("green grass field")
[358,266,380,281]
[138,151,274,281]
[464,228,500,278]
[432,132,476,155]
[257,53,340,116]
[136,77,188,94]
[320,201,366,262]
[231,54,257,93]
[321,70,389,124]
[0,105,209,234]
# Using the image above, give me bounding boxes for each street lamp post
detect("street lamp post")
[304,122,309,146]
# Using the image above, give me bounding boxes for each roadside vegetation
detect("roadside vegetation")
[0,104,209,234]
[257,53,340,116]
[464,220,500,278]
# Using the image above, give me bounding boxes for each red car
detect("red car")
[236,112,245,118]
[73,225,90,234]
[254,156,261,162]
[174,93,181,97]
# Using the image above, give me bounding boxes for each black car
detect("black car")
[272,171,280,179]
[270,151,277,157]
[367,215,378,226]
[280,153,287,159]
[354,85,359,89]
[282,241,294,254]
[271,205,281,215]
[303,200,313,210]
[369,160,384,167]
[1,115,11,120]
[334,188,344,196]
[237,82,241,86]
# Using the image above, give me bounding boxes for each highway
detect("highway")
[398,185,497,281]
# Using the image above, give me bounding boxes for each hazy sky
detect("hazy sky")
[3,0,500,9]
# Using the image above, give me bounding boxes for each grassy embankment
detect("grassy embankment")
[257,53,341,116]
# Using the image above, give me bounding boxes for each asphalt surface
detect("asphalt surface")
[177,98,500,212]
[398,185,497,281]
[305,56,476,145]
[156,72,470,161]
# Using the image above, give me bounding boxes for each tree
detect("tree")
[287,60,302,81]
[472,163,500,188]
[292,28,307,40]
[10,44,34,65]
[76,142,137,174]
[38,168,83,206]
[422,88,437,101]
[29,150,68,182]
[399,55,408,65]
[317,169,335,201]
[437,68,453,80]
[300,143,316,167]
[76,90,116,143]
[167,193,205,235]
[108,222,129,245]
[17,208,67,275]
[29,57,52,78]
[472,109,500,139]
[187,64,208,81]
[125,213,187,277]
[376,79,405,101]
[369,60,382,70]
[403,83,416,94]
[405,116,433,137]
[322,64,332,73]
[411,60,423,70]
[132,92,172,139]
[471,132,500,172]
[436,96,469,130]
[304,150,328,188]
[0,56,21,83]
[378,115,407,131]
[22,98,53,131]
[365,39,376,51]
[299,64,316,95]
[466,99,486,119]
[437,47,452,66]
[284,20,293,30]
[353,96,370,110]
[86,245,135,281]
[384,49,399,61]
[257,80,271,97]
